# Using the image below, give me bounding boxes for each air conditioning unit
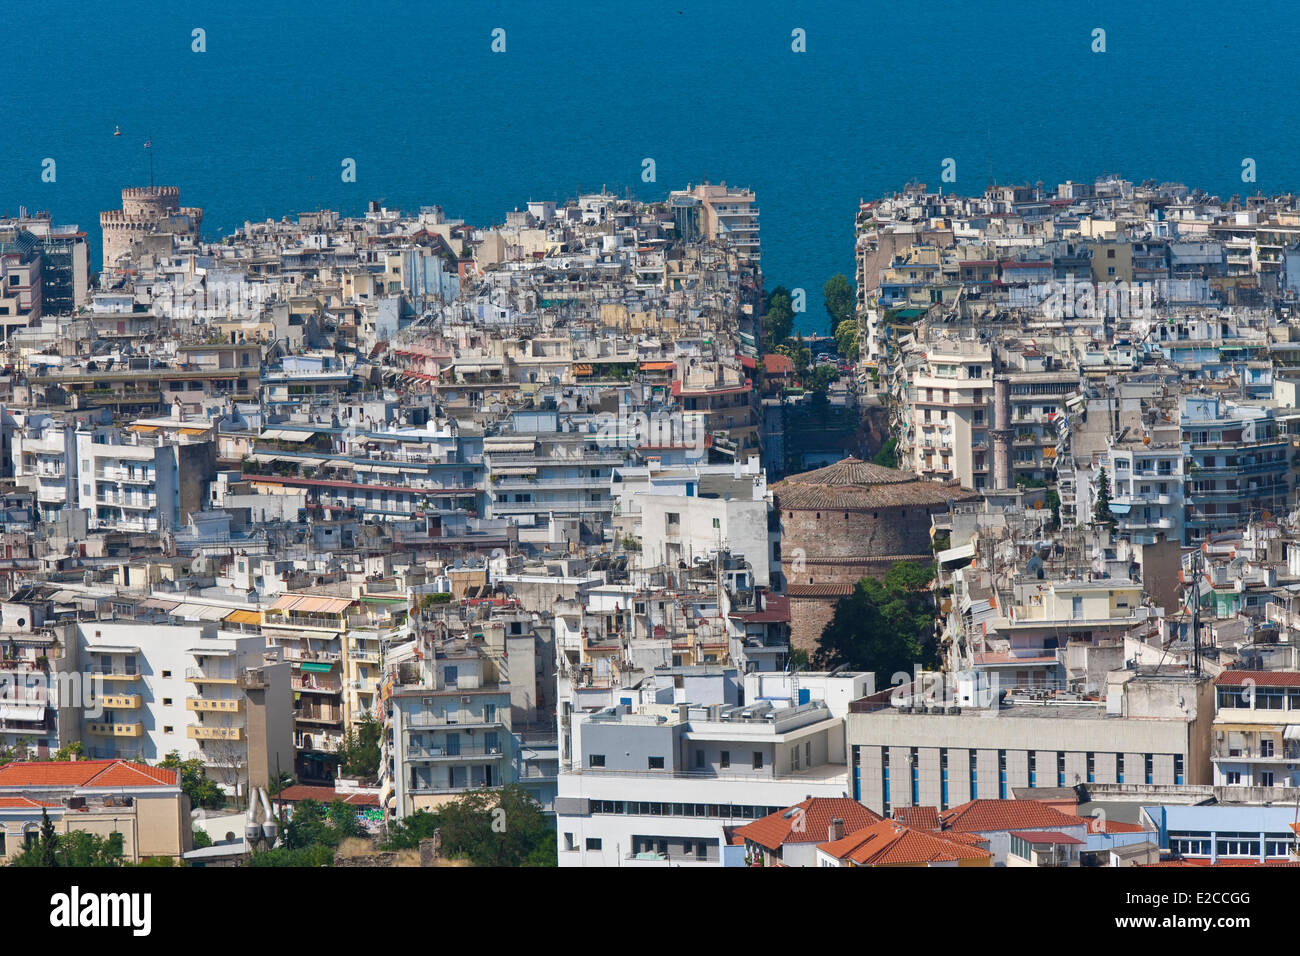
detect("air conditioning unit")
[461,696,471,704]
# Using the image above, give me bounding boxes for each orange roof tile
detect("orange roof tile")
[734,798,883,851]
[0,796,60,809]
[893,805,941,830]
[0,760,177,789]
[939,799,1085,834]
[819,819,993,866]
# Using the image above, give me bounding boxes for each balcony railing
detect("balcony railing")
[406,745,505,759]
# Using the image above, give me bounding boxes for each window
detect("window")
[161,670,172,679]
[162,698,173,706]
[719,750,730,769]
[163,725,174,734]
[648,756,664,770]
[752,751,763,770]
[588,754,605,768]
[1144,754,1154,785]
[1086,752,1095,784]
[1261,771,1275,787]
[695,749,705,769]
[712,518,720,529]
[791,745,801,771]
[1117,754,1125,784]
[585,838,602,851]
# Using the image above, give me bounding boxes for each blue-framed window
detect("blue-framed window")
[910,748,919,805]
[940,749,949,810]
[1174,753,1184,786]
[882,749,890,814]
[1086,752,1095,784]
[1117,753,1125,784]
[998,750,1007,799]
[1057,752,1066,788]
[969,751,978,799]
[1028,752,1036,788]
[1145,754,1154,785]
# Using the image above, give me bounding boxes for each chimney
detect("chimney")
[828,818,845,842]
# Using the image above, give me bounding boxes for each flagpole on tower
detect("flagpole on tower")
[145,137,154,188]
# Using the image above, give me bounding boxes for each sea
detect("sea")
[3,0,1296,335]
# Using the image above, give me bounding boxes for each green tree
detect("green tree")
[336,714,381,781]
[38,808,57,867]
[763,286,795,350]
[872,437,899,469]
[159,751,225,810]
[823,273,855,337]
[11,821,124,867]
[52,741,84,762]
[833,318,859,362]
[380,786,556,866]
[1093,467,1116,528]
[806,364,840,396]
[814,562,939,677]
[789,334,811,383]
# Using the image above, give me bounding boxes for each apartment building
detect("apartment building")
[68,621,292,794]
[260,592,359,782]
[893,336,992,485]
[1181,396,1290,545]
[556,695,851,867]
[846,670,1215,817]
[385,641,514,818]
[11,414,78,521]
[74,428,216,533]
[1211,670,1300,794]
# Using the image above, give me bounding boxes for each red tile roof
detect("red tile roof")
[0,760,177,789]
[819,819,993,866]
[278,785,379,806]
[0,796,61,809]
[1215,670,1300,687]
[939,799,1085,834]
[734,798,883,851]
[893,805,941,830]
[1008,830,1082,845]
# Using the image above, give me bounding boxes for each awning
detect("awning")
[224,609,261,626]
[261,429,317,442]
[493,466,536,476]
[483,442,536,454]
[300,662,334,673]
[1284,726,1300,741]
[0,704,46,721]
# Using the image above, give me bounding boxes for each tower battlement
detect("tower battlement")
[100,185,201,270]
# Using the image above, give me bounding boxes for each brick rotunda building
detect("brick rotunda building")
[772,457,977,653]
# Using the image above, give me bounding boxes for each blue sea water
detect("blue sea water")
[3,0,1297,334]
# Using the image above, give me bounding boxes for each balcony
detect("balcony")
[99,694,142,709]
[87,721,143,737]
[185,668,237,684]
[292,676,342,694]
[188,726,245,741]
[186,697,244,713]
[86,667,141,682]
[406,745,506,760]
[406,712,505,729]
[295,708,343,724]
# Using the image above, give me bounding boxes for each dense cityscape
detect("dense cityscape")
[0,172,1299,885]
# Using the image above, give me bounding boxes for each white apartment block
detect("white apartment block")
[74,621,293,794]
